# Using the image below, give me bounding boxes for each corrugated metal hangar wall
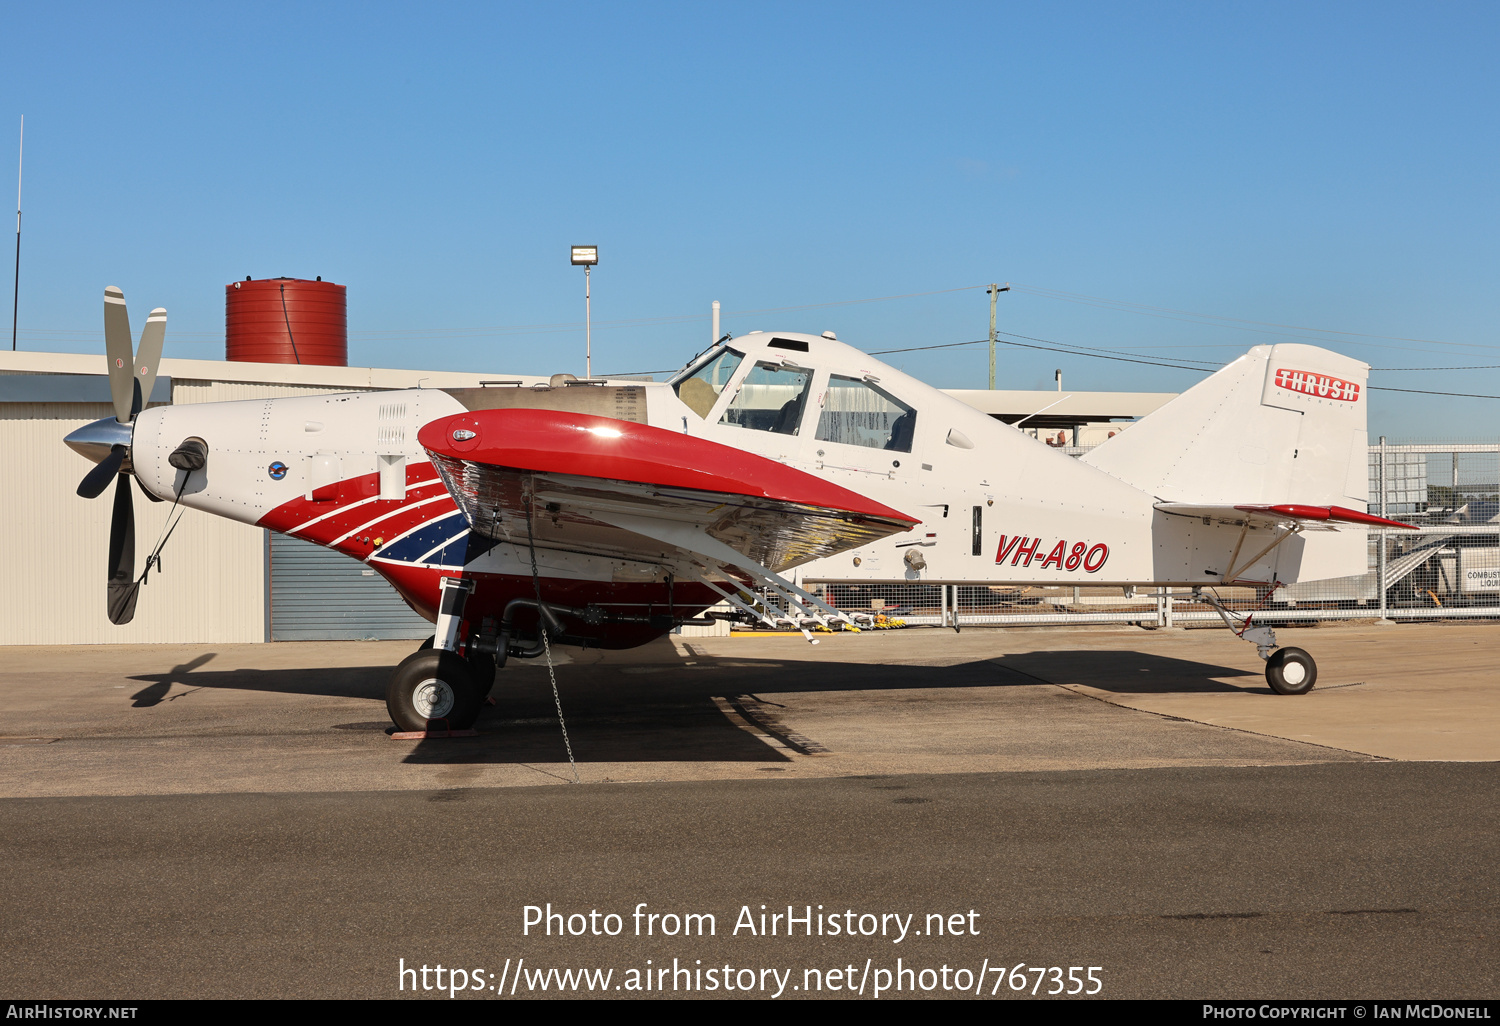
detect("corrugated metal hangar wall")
[268,533,430,641]
[3,392,270,645]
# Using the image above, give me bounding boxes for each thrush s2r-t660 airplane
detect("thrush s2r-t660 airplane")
[66,287,1413,732]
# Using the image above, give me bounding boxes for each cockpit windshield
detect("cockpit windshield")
[673,348,744,419]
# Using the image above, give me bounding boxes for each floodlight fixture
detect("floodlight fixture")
[571,245,598,266]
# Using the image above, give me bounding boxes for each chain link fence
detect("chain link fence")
[800,440,1500,628]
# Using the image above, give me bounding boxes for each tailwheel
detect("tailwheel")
[1265,646,1317,695]
[386,650,482,732]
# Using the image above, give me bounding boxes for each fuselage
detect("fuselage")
[115,331,1366,647]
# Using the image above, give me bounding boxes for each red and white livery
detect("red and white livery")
[67,289,1414,729]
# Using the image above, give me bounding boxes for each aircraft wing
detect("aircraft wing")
[417,408,918,580]
[1155,502,1417,531]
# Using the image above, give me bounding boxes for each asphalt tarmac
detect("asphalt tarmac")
[1,622,1496,999]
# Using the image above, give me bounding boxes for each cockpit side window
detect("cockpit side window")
[673,348,744,419]
[718,361,813,435]
[815,375,917,452]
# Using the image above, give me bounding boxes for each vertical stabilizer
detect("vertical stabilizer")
[1080,344,1369,509]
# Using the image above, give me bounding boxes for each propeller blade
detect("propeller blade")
[136,476,164,503]
[77,445,126,499]
[107,473,139,625]
[132,307,167,419]
[103,286,134,424]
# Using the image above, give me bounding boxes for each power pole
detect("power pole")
[987,283,1010,388]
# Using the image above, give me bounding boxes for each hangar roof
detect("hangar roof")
[0,350,1177,425]
[0,349,549,390]
[946,388,1176,427]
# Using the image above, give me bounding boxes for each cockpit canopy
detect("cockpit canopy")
[670,335,917,453]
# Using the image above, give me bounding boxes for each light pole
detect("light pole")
[987,282,1010,389]
[571,245,598,377]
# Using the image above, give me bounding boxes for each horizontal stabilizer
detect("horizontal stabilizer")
[1156,502,1417,531]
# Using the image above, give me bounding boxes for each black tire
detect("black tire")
[418,635,494,698]
[1265,647,1317,695]
[386,650,481,732]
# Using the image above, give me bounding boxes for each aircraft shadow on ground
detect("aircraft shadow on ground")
[126,658,387,704]
[120,644,1264,765]
[995,650,1262,695]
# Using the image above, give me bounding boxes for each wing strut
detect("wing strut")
[1223,522,1302,584]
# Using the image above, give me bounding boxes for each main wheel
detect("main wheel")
[386,649,482,731]
[1265,647,1317,695]
[418,635,495,698]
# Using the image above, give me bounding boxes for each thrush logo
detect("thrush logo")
[1273,368,1360,402]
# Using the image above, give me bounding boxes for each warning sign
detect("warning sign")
[1462,566,1500,593]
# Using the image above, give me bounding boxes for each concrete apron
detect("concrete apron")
[0,621,1494,797]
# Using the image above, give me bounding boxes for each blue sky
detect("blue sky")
[4,1,1498,437]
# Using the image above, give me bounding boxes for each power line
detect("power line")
[1372,365,1500,371]
[1367,385,1500,400]
[868,334,1218,372]
[866,332,1500,398]
[11,285,993,347]
[1012,282,1500,353]
[17,275,1500,374]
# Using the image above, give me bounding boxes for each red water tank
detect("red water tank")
[225,277,347,365]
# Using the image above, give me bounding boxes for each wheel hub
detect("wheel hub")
[1281,661,1307,686]
[412,677,455,720]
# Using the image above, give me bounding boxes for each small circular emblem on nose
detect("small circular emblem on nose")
[268,461,287,480]
[452,429,477,441]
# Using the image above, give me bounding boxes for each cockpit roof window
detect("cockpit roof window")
[767,337,809,352]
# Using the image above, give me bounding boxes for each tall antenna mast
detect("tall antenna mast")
[11,115,21,352]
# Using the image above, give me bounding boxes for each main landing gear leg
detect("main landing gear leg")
[1193,588,1317,695]
[387,577,484,732]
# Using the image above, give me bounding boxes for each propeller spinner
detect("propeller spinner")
[64,287,168,625]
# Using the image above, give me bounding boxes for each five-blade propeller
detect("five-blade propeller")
[74,286,168,624]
